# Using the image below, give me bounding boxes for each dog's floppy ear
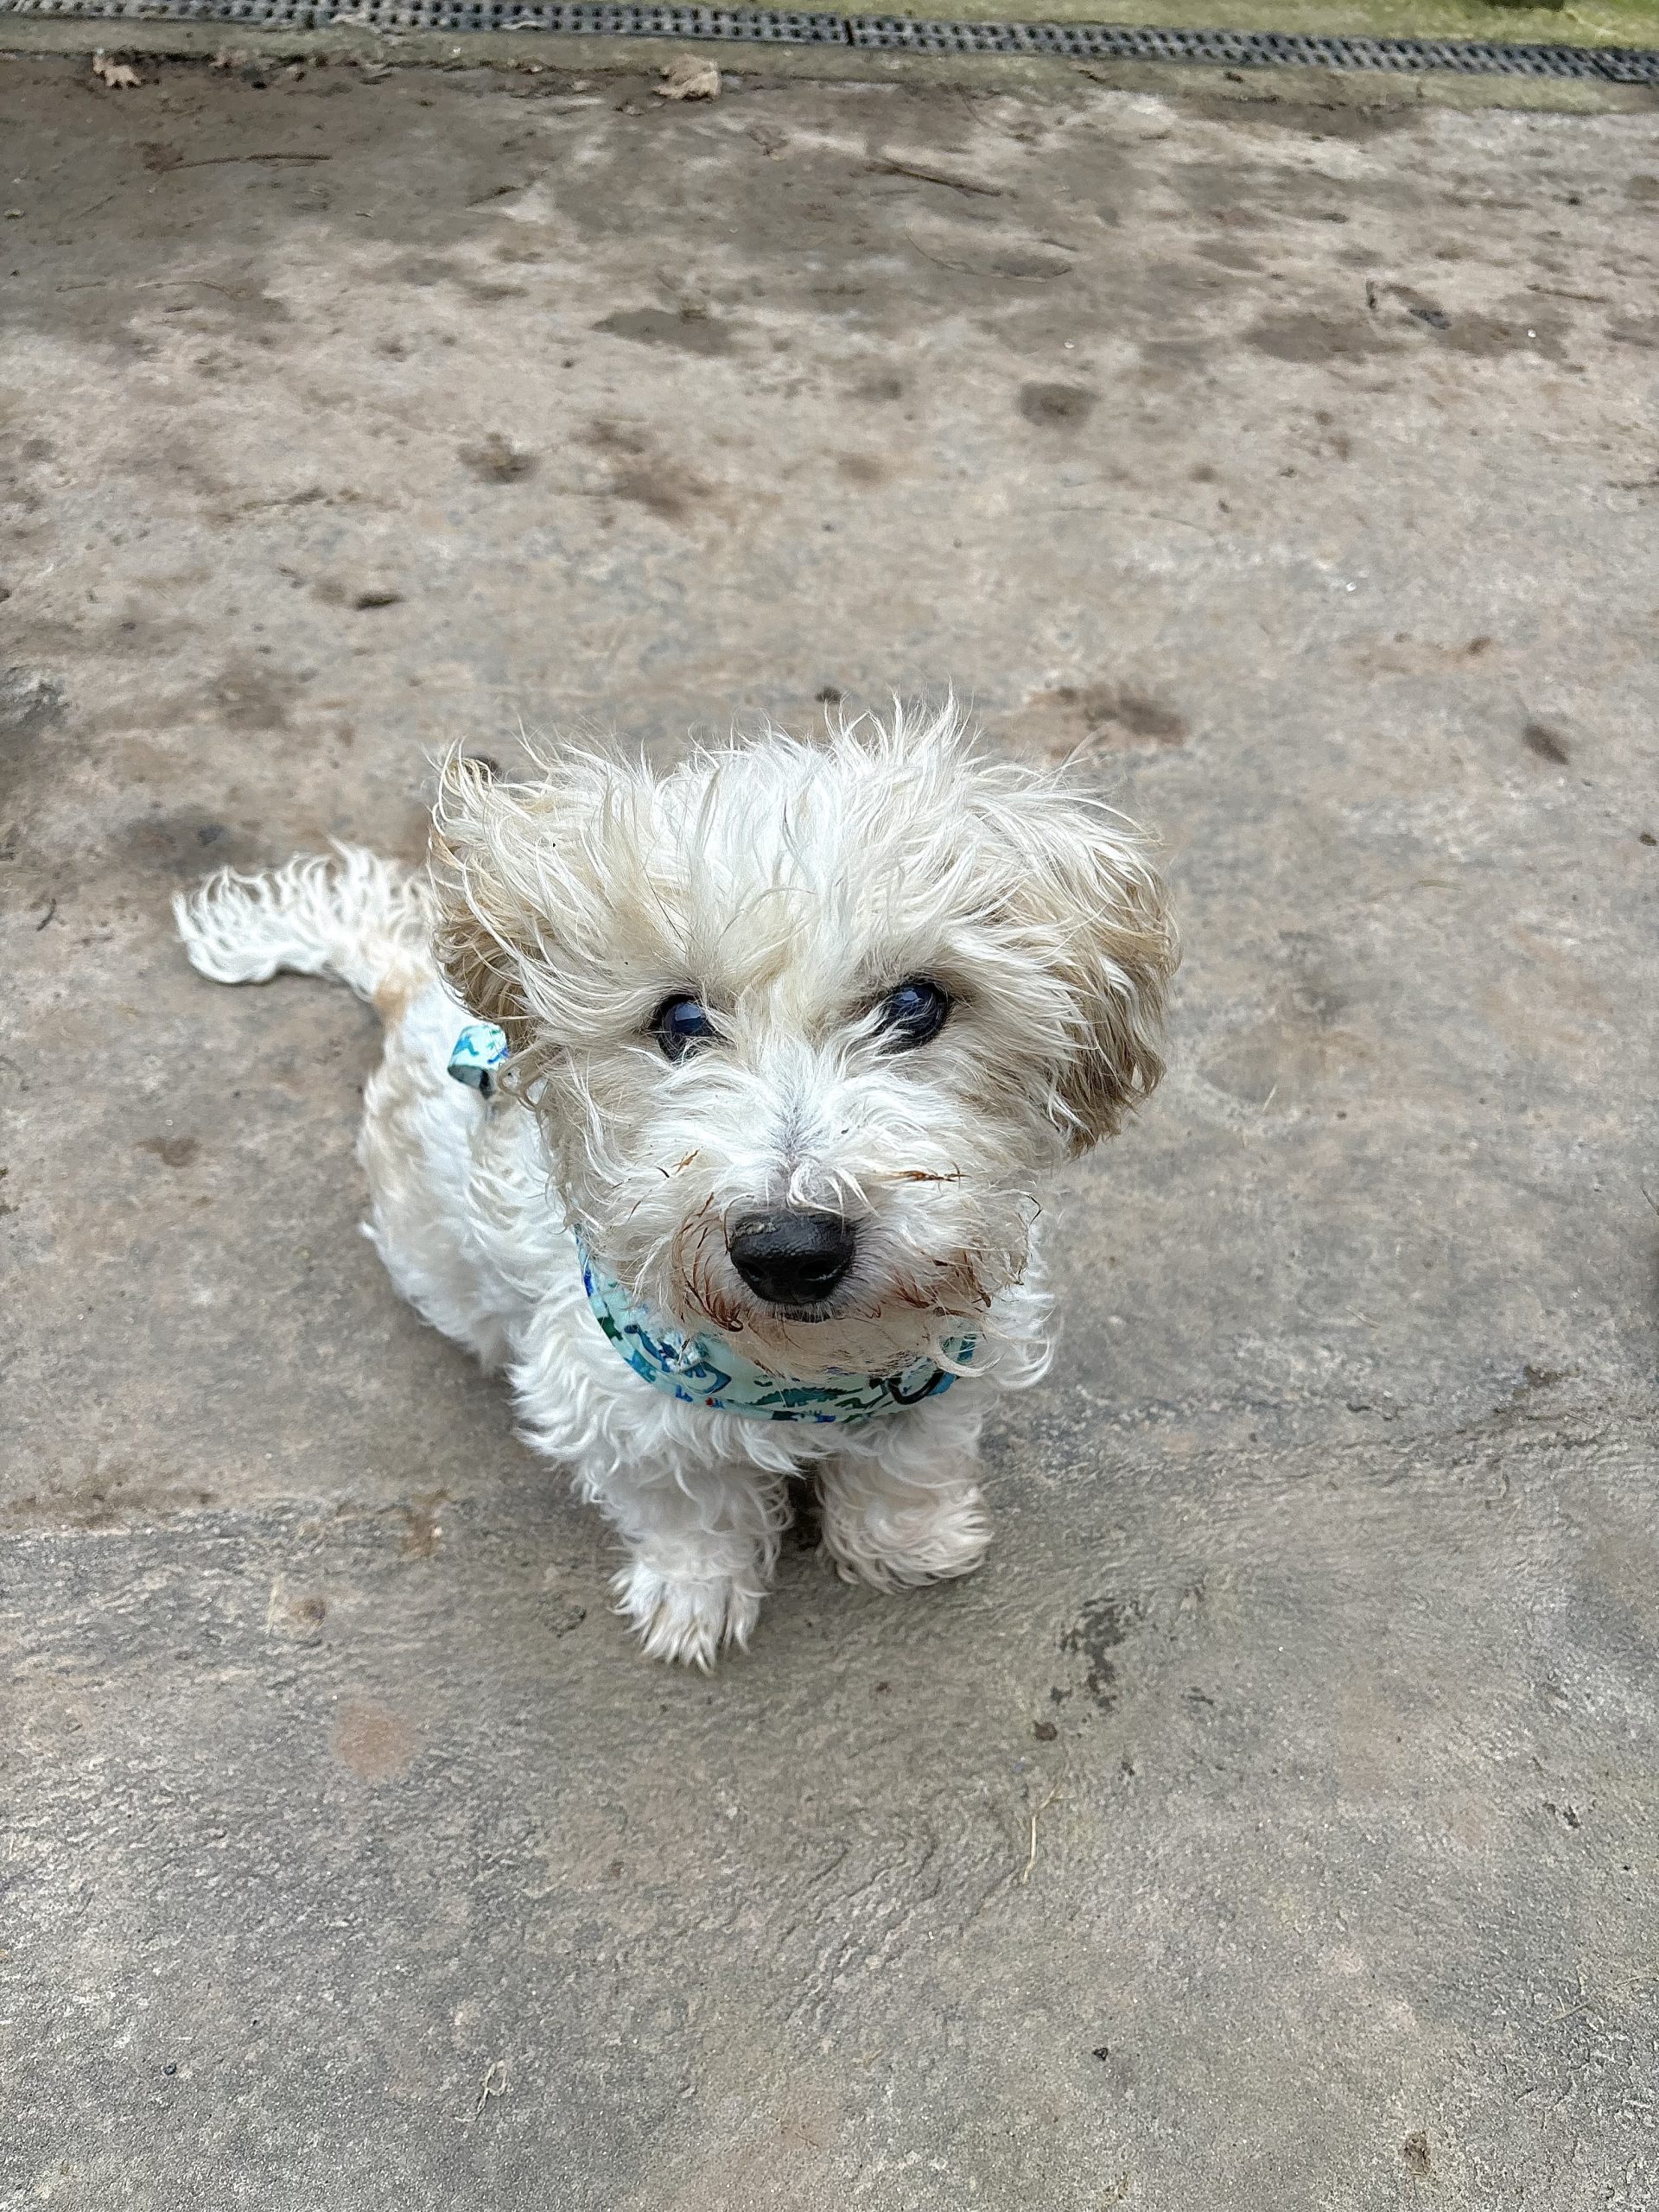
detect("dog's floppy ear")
[430,743,662,1063]
[428,752,556,1052]
[983,777,1179,1153]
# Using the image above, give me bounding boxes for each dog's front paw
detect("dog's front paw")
[611,1557,761,1669]
[820,1480,990,1592]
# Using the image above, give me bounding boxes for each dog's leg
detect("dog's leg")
[597,1447,788,1669]
[511,1300,792,1668]
[817,1388,990,1592]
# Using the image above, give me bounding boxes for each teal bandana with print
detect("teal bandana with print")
[574,1233,974,1426]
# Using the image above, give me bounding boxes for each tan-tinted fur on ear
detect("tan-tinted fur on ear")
[986,775,1179,1154]
[428,750,537,1049]
[1055,860,1179,1150]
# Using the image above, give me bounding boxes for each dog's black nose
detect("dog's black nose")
[727,1210,856,1309]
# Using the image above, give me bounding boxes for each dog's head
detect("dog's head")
[431,704,1176,1376]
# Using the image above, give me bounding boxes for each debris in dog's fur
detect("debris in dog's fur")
[92,51,143,89]
[175,704,1176,1669]
[655,55,721,100]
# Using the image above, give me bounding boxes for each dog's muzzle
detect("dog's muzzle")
[727,1209,856,1310]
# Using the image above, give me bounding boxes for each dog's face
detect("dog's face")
[432,707,1176,1376]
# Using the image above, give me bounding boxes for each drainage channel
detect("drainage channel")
[3,0,1656,83]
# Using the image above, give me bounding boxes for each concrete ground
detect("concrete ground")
[3,48,1658,2211]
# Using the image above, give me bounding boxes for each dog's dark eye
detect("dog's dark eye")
[652,994,715,1063]
[877,977,951,1050]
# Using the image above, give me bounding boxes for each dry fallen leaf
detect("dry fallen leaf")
[92,50,143,88]
[654,54,721,100]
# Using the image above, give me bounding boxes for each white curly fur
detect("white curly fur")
[175,702,1176,1668]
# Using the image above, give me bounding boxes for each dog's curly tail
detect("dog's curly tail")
[174,843,435,1020]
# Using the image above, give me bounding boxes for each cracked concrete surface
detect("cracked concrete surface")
[3,52,1658,2210]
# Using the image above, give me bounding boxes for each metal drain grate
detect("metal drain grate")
[3,0,1656,82]
[851,16,1659,79]
[3,0,849,36]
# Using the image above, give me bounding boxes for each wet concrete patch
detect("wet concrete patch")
[594,305,739,353]
[1245,310,1397,363]
[1015,683,1189,752]
[1017,381,1098,426]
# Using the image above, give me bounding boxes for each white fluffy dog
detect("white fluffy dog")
[175,704,1176,1667]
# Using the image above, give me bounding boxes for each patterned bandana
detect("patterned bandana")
[575,1233,976,1426]
[447,1020,512,1096]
